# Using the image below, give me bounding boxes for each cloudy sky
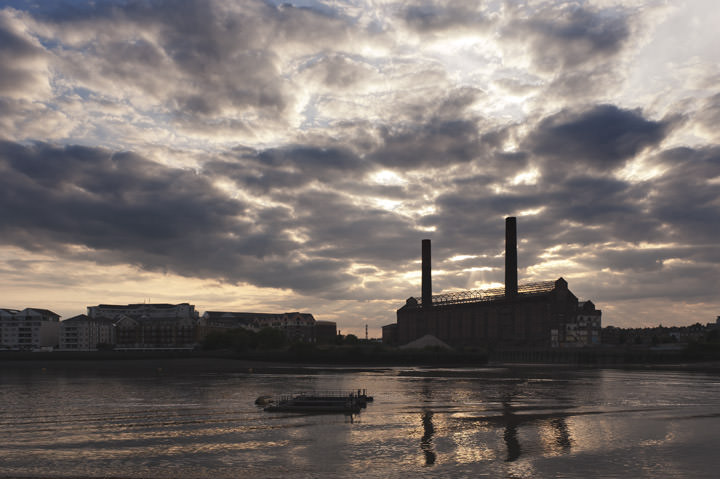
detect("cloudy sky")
[1,0,719,335]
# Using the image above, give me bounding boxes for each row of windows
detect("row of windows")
[0,321,45,326]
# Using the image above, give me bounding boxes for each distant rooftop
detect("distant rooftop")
[95,303,190,309]
[204,311,314,320]
[413,280,558,307]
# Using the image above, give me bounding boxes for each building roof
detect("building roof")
[204,311,314,320]
[63,314,118,324]
[406,278,565,309]
[25,308,61,318]
[95,303,190,309]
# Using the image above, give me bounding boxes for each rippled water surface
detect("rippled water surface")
[2,363,720,478]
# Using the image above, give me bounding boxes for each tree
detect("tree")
[202,328,254,351]
[256,327,287,349]
[344,334,359,345]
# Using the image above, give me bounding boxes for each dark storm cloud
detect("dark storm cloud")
[30,0,356,125]
[649,146,720,242]
[587,248,688,274]
[403,1,492,33]
[0,141,367,294]
[116,2,287,115]
[0,141,244,247]
[208,160,306,193]
[545,176,653,234]
[0,15,41,57]
[505,4,632,72]
[0,12,47,96]
[527,105,669,170]
[370,117,486,169]
[256,146,368,177]
[206,145,427,267]
[205,144,370,193]
[281,189,421,263]
[422,140,715,283]
[499,4,639,101]
[421,136,720,304]
[544,67,623,100]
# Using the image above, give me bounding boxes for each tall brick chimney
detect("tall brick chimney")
[505,217,518,298]
[422,239,432,308]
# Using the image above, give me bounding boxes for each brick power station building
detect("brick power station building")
[384,217,601,349]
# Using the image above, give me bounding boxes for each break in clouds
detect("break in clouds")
[0,0,719,328]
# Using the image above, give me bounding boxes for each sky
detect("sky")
[1,0,719,336]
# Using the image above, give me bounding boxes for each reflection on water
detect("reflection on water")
[1,366,720,478]
[502,398,522,462]
[550,417,572,451]
[496,394,574,462]
[420,411,436,466]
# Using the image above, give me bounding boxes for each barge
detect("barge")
[261,390,372,414]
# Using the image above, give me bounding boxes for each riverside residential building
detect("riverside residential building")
[199,311,325,342]
[58,314,117,350]
[86,303,199,349]
[0,308,61,350]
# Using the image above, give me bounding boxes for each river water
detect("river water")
[1,362,720,478]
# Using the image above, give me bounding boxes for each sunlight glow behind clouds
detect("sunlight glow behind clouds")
[0,0,718,335]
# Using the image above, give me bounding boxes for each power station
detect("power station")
[384,217,601,348]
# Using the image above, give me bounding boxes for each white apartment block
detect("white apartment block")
[0,308,61,350]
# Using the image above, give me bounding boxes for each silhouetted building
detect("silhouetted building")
[601,322,713,346]
[87,303,199,349]
[59,314,116,350]
[199,311,318,342]
[88,303,199,321]
[566,301,602,346]
[388,217,602,349]
[113,315,197,349]
[382,323,398,346]
[314,320,338,344]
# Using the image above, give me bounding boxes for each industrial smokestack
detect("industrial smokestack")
[505,217,518,298]
[422,239,432,308]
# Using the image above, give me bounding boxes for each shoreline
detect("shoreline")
[4,355,720,375]
[0,357,386,374]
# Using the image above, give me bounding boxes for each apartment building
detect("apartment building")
[199,311,319,342]
[85,303,199,349]
[0,308,61,350]
[59,314,117,350]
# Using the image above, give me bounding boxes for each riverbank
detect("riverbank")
[0,355,390,375]
[0,347,490,368]
[4,353,720,375]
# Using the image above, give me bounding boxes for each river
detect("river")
[1,362,720,478]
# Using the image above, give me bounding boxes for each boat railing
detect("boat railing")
[284,389,364,398]
[263,389,372,414]
[273,389,369,402]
